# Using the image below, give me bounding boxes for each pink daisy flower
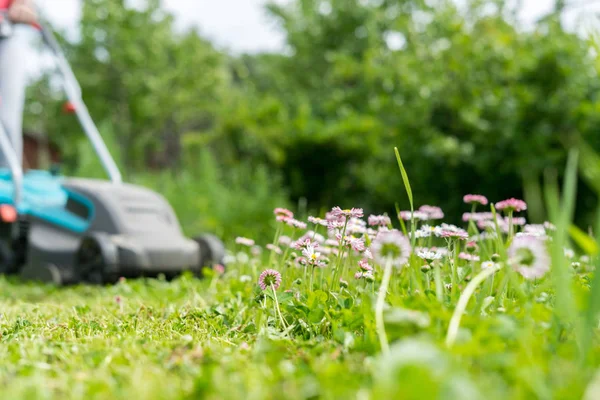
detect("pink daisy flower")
[302,245,326,267]
[274,208,294,219]
[325,238,339,247]
[418,205,444,220]
[462,212,495,222]
[327,220,345,231]
[308,216,329,226]
[336,234,366,252]
[463,194,488,206]
[399,211,429,221]
[459,252,480,262]
[266,244,283,254]
[293,238,319,250]
[370,230,412,267]
[368,215,391,227]
[507,236,550,280]
[330,206,364,219]
[438,224,469,240]
[258,269,282,291]
[278,236,292,246]
[495,198,527,213]
[358,259,373,272]
[286,218,307,230]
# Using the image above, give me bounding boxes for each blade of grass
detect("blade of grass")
[543,167,560,225]
[569,224,599,256]
[550,148,579,325]
[580,203,600,364]
[394,147,413,211]
[394,147,416,246]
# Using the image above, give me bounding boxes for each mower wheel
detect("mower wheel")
[192,233,226,274]
[0,240,15,275]
[76,233,118,284]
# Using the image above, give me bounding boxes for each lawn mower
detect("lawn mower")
[0,17,225,285]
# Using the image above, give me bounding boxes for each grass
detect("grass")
[1,150,600,399]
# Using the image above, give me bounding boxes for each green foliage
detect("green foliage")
[245,0,600,222]
[21,0,600,229]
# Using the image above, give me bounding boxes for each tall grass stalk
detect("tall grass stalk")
[375,258,394,355]
[580,204,600,363]
[446,264,501,347]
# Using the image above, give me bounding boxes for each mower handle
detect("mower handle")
[35,19,123,185]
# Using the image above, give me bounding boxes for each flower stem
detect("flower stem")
[271,284,288,330]
[508,210,514,241]
[446,264,501,347]
[332,219,349,283]
[434,262,443,304]
[375,258,393,355]
[451,240,460,300]
[269,224,283,267]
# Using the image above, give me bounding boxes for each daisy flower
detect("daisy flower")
[287,218,307,230]
[481,261,499,270]
[463,194,488,206]
[399,211,429,221]
[293,238,319,250]
[370,230,412,267]
[564,248,575,259]
[330,206,364,219]
[416,249,443,261]
[266,244,282,254]
[507,236,550,280]
[462,212,495,222]
[302,245,326,267]
[308,216,329,226]
[413,224,442,238]
[258,269,282,291]
[368,215,391,227]
[278,236,292,246]
[418,205,444,220]
[438,224,469,240]
[336,234,366,252]
[327,220,345,231]
[495,198,527,213]
[274,208,294,219]
[459,252,480,262]
[359,259,373,272]
[235,237,255,247]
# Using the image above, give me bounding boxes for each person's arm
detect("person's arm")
[7,0,38,25]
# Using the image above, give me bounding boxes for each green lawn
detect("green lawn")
[1,165,600,399]
[0,274,375,400]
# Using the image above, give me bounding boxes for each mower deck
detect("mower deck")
[0,169,224,285]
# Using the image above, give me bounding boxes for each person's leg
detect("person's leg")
[0,25,28,168]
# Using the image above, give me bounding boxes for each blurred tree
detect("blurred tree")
[241,0,600,223]
[25,0,227,176]
[22,0,600,228]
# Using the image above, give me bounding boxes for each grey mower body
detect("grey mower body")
[13,176,224,285]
